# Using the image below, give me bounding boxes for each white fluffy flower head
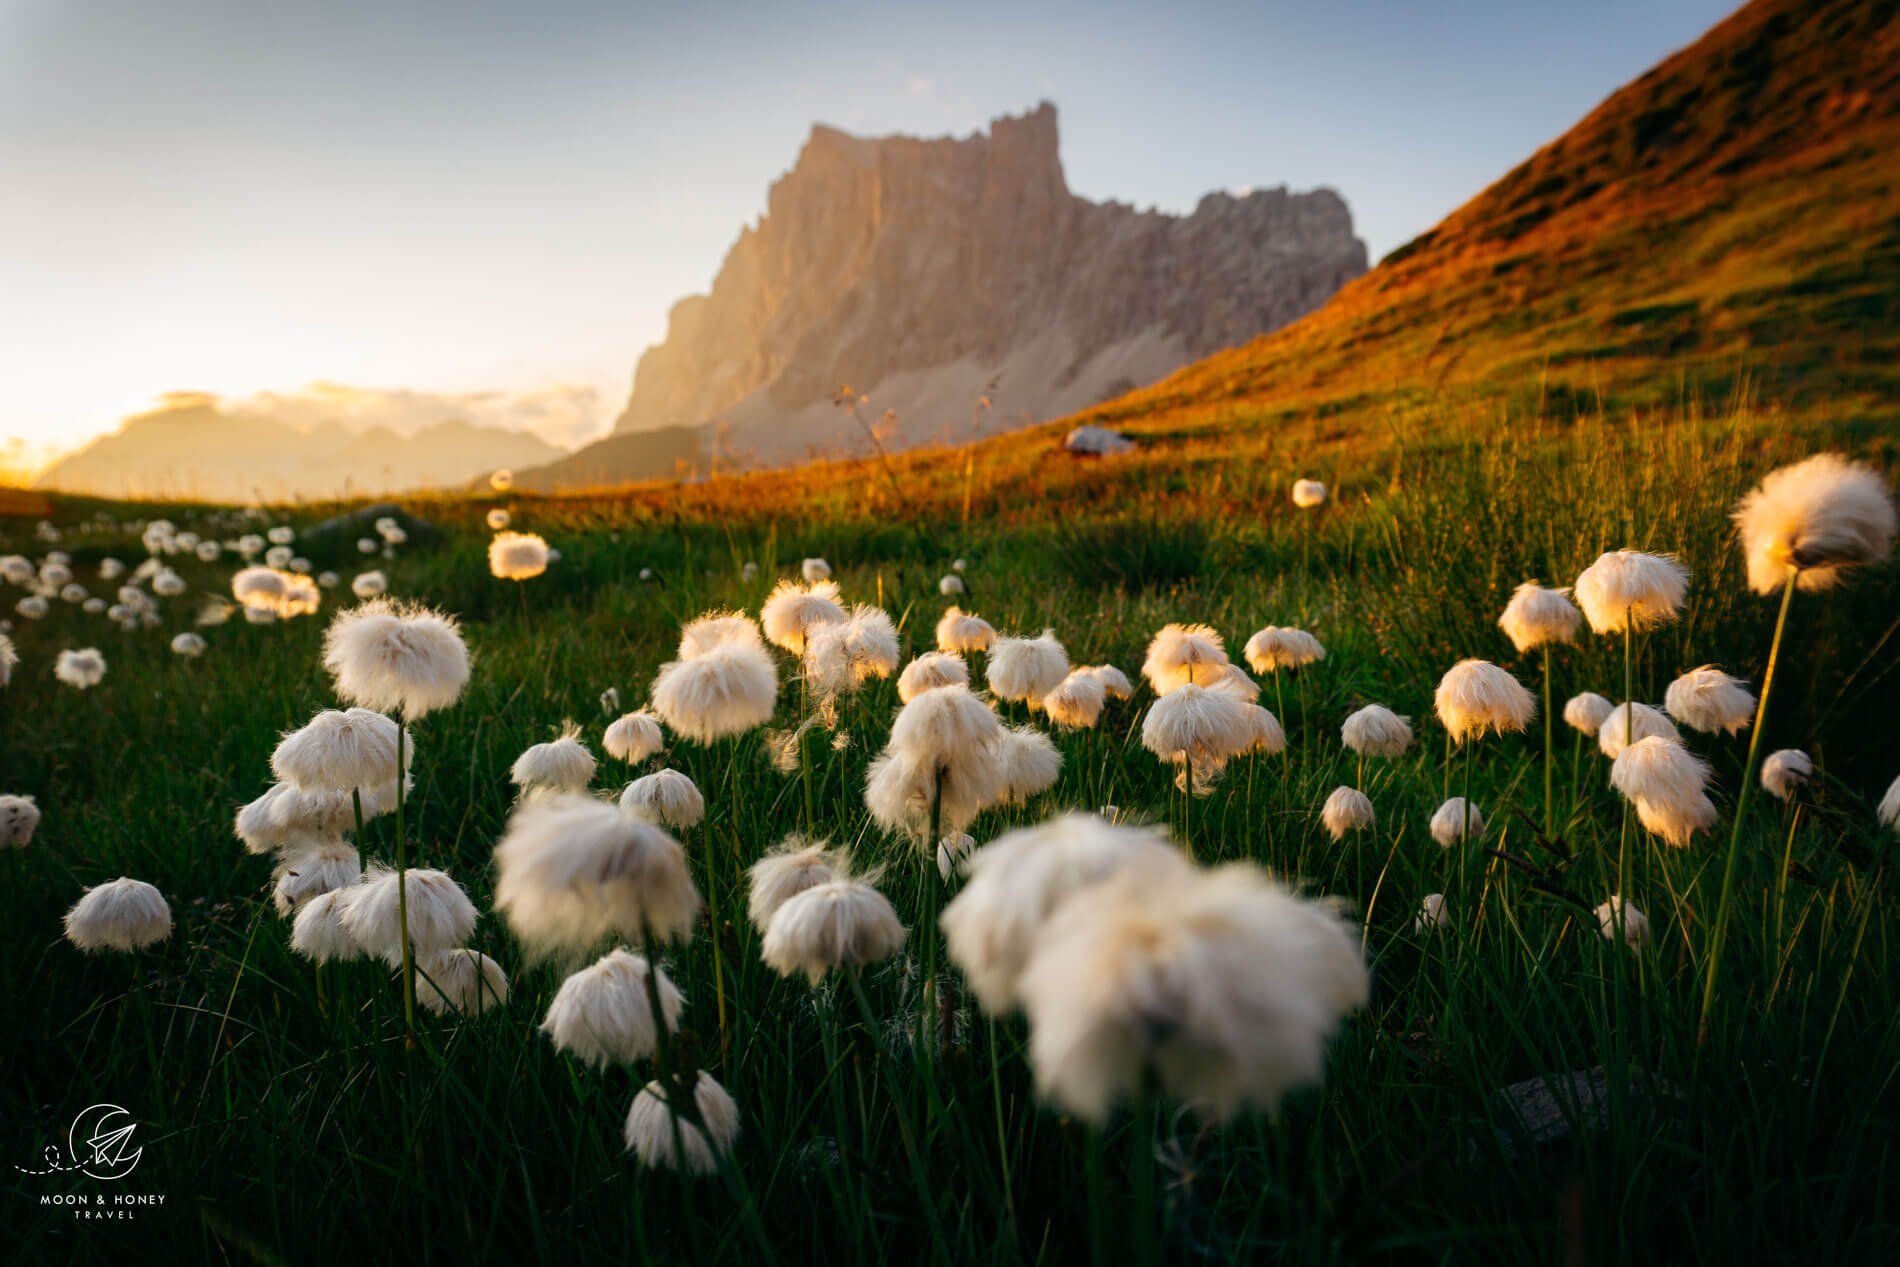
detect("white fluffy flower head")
[1434,659,1535,743]
[1497,582,1581,652]
[1733,453,1895,595]
[1664,666,1756,735]
[64,877,172,952]
[1575,550,1689,634]
[322,599,470,719]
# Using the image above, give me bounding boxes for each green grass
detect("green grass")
[2,405,1897,1265]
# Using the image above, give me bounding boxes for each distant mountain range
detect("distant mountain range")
[515,103,1367,490]
[36,395,561,502]
[1059,0,1898,441]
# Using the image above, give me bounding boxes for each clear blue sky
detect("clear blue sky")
[0,0,1741,459]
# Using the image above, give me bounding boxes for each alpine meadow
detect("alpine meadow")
[3,0,1899,1264]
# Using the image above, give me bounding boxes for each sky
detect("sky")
[0,0,1741,466]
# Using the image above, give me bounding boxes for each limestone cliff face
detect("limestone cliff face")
[535,102,1365,485]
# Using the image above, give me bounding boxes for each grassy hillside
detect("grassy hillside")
[1057,0,1899,448]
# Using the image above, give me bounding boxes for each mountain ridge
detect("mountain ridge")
[36,399,562,503]
[516,102,1366,489]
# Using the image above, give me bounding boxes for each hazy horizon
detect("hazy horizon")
[2,0,1739,470]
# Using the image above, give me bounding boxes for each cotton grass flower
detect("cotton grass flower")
[865,685,1005,838]
[63,878,172,952]
[936,606,996,654]
[486,508,511,530]
[511,728,597,797]
[678,611,765,659]
[1878,775,1900,832]
[1243,626,1326,673]
[488,531,551,581]
[232,565,286,611]
[939,574,965,596]
[1203,664,1262,702]
[271,839,362,915]
[801,557,832,582]
[15,595,48,620]
[170,632,206,657]
[1596,896,1649,948]
[1434,659,1535,742]
[996,725,1062,803]
[235,781,388,853]
[762,878,906,984]
[1611,736,1718,845]
[1291,479,1327,509]
[1497,582,1582,652]
[1761,749,1814,802]
[1015,861,1369,1124]
[624,1073,740,1176]
[1575,550,1689,634]
[322,599,469,720]
[1087,664,1134,701]
[339,866,478,967]
[351,571,387,599]
[1141,623,1230,695]
[620,768,705,829]
[1341,705,1412,759]
[897,651,970,703]
[760,579,845,655]
[804,605,900,697]
[987,630,1069,708]
[936,831,974,880]
[1597,702,1680,759]
[541,948,684,1065]
[1564,692,1615,735]
[1429,798,1484,847]
[416,948,509,1016]
[1733,452,1896,594]
[649,640,778,742]
[1140,683,1253,789]
[492,794,701,956]
[1,794,41,846]
[1239,704,1287,755]
[1664,666,1756,735]
[1416,894,1449,933]
[1041,668,1107,729]
[747,836,847,929]
[1321,786,1374,841]
[604,710,665,763]
[289,889,360,961]
[273,707,409,794]
[490,468,514,491]
[941,814,1189,1013]
[54,648,106,690]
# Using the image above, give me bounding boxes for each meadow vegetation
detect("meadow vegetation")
[3,398,1897,1265]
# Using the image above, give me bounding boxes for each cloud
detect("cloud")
[217,382,610,449]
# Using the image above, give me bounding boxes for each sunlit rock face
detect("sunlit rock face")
[562,102,1364,482]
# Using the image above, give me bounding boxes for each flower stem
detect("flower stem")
[1616,622,1633,937]
[395,715,415,1050]
[1542,643,1554,839]
[1700,570,1797,1041]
